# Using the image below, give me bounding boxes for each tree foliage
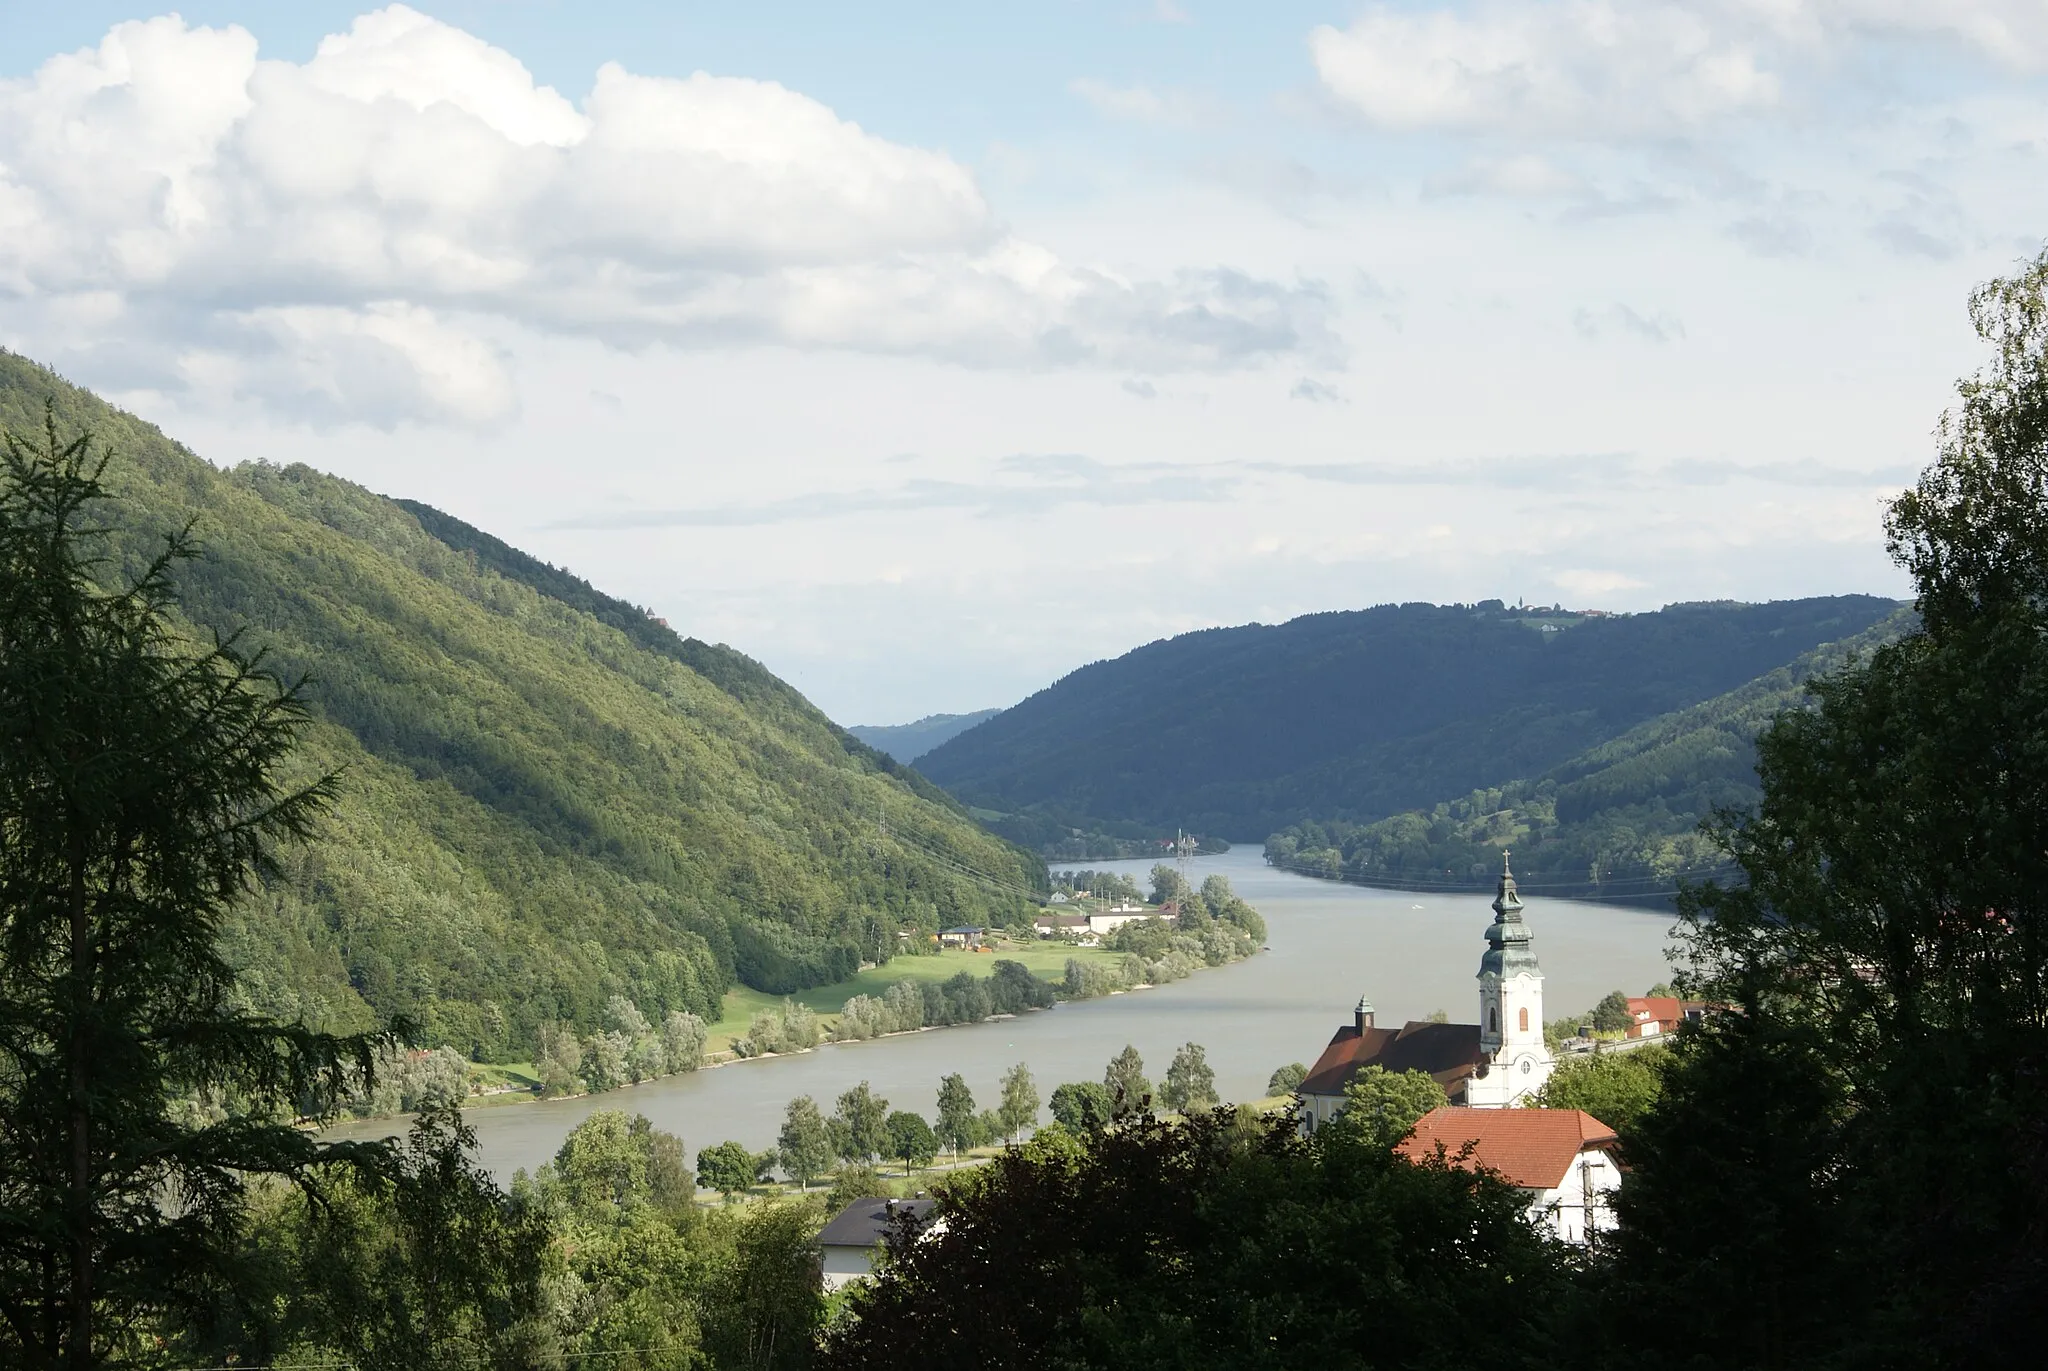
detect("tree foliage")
[920,592,1898,839]
[1328,1067,1447,1151]
[1160,1043,1217,1114]
[1103,1046,1151,1120]
[996,1063,1040,1142]
[1582,248,2048,1368]
[0,415,394,1370]
[0,354,1046,1072]
[823,1108,1568,1369]
[1535,1048,1668,1132]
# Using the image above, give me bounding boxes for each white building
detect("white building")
[1397,1106,1621,1244]
[1084,904,1173,937]
[1298,854,1556,1123]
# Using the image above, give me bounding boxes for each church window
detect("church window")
[1489,1006,1498,1033]
[1518,1007,1529,1033]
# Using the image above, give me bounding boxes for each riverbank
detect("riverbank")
[320,849,1677,1180]
[341,936,1243,1125]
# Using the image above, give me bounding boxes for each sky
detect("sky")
[4,3,2047,724]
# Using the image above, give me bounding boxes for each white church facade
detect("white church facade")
[1298,855,1556,1129]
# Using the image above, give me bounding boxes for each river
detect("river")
[323,848,1682,1180]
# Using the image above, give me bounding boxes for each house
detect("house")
[1033,913,1090,938]
[817,1195,940,1291]
[938,925,985,948]
[1084,904,1174,937]
[1396,1106,1621,1244]
[1625,995,1708,1039]
[1298,854,1555,1129]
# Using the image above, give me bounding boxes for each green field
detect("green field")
[707,940,1127,1053]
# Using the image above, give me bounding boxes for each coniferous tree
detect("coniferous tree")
[0,415,391,1370]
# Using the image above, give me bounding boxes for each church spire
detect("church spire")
[1481,848,1536,975]
[1492,849,1524,922]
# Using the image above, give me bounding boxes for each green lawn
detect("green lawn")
[707,940,1127,1054]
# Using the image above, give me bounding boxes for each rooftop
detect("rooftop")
[1396,1106,1618,1190]
[818,1196,940,1250]
[1299,1019,1486,1100]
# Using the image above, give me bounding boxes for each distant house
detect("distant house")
[1625,995,1707,1039]
[1033,913,1090,938]
[939,925,985,948]
[1397,1106,1621,1244]
[818,1195,940,1291]
[1084,904,1173,937]
[1049,891,1070,904]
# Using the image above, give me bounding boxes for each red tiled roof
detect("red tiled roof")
[1299,1020,1486,1102]
[1396,1106,1619,1190]
[1627,996,1683,1024]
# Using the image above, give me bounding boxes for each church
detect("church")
[1297,854,1555,1131]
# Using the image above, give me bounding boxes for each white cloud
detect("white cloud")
[1572,303,1686,342]
[1310,1,2048,140]
[0,7,1331,427]
[1068,77,1221,128]
[1311,2,1780,138]
[1425,153,1585,198]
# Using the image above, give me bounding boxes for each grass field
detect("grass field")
[707,940,1128,1054]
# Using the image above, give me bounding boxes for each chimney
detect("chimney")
[1355,995,1375,1032]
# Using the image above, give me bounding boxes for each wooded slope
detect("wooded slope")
[916,597,1899,839]
[0,352,1043,1063]
[1265,610,1912,899]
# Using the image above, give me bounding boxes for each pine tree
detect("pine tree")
[0,414,392,1369]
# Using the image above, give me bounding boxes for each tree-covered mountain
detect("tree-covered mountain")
[916,597,1901,839]
[1265,609,1912,900]
[0,351,1045,1064]
[847,709,1002,764]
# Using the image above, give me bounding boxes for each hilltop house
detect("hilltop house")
[818,1195,940,1291]
[1397,1106,1620,1244]
[1298,855,1555,1130]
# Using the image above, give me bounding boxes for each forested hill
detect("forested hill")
[0,351,1045,1063]
[916,596,1900,839]
[1266,609,1912,900]
[848,709,1002,764]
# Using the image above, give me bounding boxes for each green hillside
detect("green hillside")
[1264,610,1912,900]
[916,596,1902,840]
[847,709,1002,764]
[0,351,1045,1063]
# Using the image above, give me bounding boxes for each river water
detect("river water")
[323,848,1682,1180]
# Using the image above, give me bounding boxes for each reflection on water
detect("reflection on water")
[322,848,1681,1180]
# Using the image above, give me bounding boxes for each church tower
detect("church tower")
[1466,853,1554,1107]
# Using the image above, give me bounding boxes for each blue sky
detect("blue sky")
[4,3,2046,722]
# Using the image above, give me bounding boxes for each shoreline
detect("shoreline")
[327,952,1258,1129]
